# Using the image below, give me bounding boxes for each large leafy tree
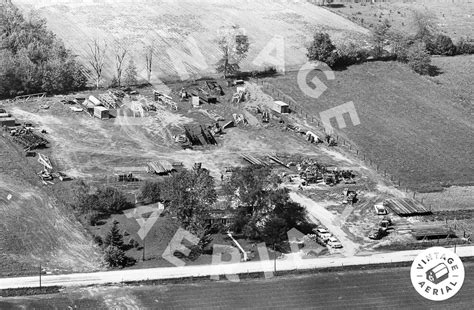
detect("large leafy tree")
[224,167,308,241]
[162,166,217,236]
[372,19,391,58]
[306,32,337,66]
[216,26,250,78]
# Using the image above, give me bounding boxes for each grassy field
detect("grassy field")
[13,0,369,83]
[261,58,473,191]
[0,152,103,277]
[327,0,474,40]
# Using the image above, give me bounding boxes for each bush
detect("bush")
[333,43,369,67]
[432,34,456,56]
[456,37,474,54]
[96,187,134,214]
[129,238,140,249]
[93,235,103,247]
[85,210,101,226]
[104,245,127,268]
[407,42,432,75]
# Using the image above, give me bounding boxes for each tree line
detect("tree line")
[0,2,87,98]
[307,12,473,75]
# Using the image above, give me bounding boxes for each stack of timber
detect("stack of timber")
[267,154,289,168]
[184,124,217,146]
[241,153,267,166]
[410,222,457,240]
[383,198,431,216]
[147,161,174,175]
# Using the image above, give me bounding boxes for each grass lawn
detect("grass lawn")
[262,60,473,191]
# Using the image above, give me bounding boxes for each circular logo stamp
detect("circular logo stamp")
[410,247,465,301]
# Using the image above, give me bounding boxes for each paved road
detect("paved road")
[1,245,473,290]
[1,264,473,309]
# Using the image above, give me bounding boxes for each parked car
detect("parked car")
[314,228,332,242]
[327,236,343,248]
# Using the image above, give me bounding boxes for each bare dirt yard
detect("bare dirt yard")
[260,59,474,192]
[13,0,370,82]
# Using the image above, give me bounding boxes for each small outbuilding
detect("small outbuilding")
[273,101,290,114]
[94,106,109,119]
[0,117,16,127]
[192,96,200,107]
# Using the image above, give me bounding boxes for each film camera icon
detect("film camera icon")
[426,262,449,285]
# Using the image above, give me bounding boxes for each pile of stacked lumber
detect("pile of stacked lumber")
[241,153,267,166]
[384,198,431,216]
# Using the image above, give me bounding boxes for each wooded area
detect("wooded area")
[0,2,87,98]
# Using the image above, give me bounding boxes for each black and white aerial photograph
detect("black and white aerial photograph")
[0,0,473,308]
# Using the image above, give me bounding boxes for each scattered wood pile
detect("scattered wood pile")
[10,127,48,150]
[154,90,178,110]
[99,92,121,109]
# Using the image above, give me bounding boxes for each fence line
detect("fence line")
[254,78,416,196]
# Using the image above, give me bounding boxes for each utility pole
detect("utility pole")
[142,236,146,261]
[273,243,276,274]
[39,263,42,288]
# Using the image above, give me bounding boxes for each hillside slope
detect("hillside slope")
[13,0,370,83]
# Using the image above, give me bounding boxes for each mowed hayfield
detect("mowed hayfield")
[261,57,474,191]
[12,0,370,83]
[328,0,474,41]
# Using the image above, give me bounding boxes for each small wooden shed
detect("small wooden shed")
[94,106,109,119]
[273,101,290,114]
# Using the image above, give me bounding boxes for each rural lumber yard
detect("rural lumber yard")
[0,0,473,309]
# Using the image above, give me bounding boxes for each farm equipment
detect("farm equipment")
[233,113,247,125]
[205,80,224,96]
[262,111,270,123]
[342,188,358,204]
[368,227,388,240]
[323,172,338,186]
[116,173,138,182]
